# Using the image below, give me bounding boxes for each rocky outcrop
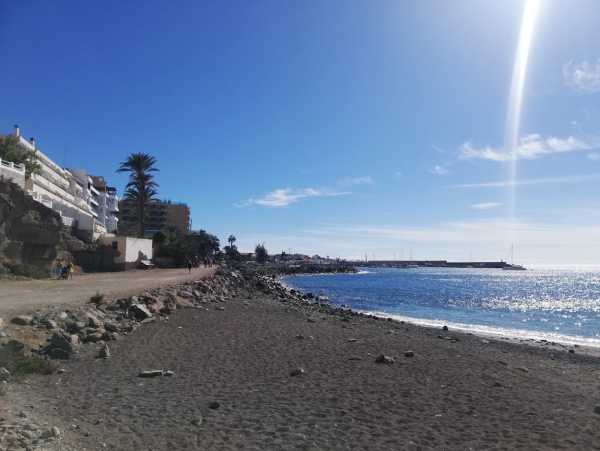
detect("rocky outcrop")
[0,180,84,278]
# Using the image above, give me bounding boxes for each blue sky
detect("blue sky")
[2,0,600,264]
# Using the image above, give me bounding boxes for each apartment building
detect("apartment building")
[118,199,190,237]
[1,125,119,240]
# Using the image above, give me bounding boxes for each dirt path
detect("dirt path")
[0,267,216,319]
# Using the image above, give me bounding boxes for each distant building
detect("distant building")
[91,176,119,233]
[1,125,119,241]
[118,199,190,237]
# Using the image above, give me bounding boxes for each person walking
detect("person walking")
[187,259,192,273]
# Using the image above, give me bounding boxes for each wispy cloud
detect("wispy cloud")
[471,202,501,210]
[338,175,374,186]
[459,134,595,162]
[588,152,600,161]
[430,165,449,175]
[563,59,600,93]
[450,173,600,189]
[238,188,349,208]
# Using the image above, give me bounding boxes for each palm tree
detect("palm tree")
[117,153,159,237]
[228,234,236,249]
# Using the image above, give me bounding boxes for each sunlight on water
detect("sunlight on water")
[283,267,600,344]
[505,0,541,245]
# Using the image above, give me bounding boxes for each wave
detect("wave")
[358,309,600,348]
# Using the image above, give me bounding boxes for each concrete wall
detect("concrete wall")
[98,236,153,270]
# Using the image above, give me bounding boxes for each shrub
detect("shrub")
[89,291,104,305]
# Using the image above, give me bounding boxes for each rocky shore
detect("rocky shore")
[2,268,600,449]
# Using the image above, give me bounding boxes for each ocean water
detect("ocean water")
[282,267,600,346]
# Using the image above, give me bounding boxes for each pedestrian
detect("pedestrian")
[68,261,74,279]
[187,259,192,273]
[55,260,63,280]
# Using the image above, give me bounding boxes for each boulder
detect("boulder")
[45,331,77,359]
[11,315,33,326]
[130,304,152,321]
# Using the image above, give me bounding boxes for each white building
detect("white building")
[98,235,153,270]
[2,125,118,240]
[91,175,119,233]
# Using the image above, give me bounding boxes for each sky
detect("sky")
[1,0,600,264]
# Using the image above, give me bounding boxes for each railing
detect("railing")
[0,157,26,173]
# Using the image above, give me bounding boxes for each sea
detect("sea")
[281,266,600,347]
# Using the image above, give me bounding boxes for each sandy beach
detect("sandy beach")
[5,274,600,451]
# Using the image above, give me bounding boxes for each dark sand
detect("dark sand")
[9,293,600,450]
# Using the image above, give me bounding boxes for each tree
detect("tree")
[255,243,268,264]
[117,153,159,237]
[0,135,41,177]
[228,234,236,248]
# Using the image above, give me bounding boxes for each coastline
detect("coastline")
[3,268,600,449]
[282,269,600,357]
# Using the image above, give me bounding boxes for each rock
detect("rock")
[0,367,10,381]
[163,370,175,377]
[404,350,415,357]
[138,370,163,378]
[0,317,4,328]
[347,338,358,343]
[86,313,103,328]
[375,354,394,364]
[11,315,32,326]
[191,416,203,426]
[594,406,600,415]
[84,331,104,343]
[41,427,60,439]
[58,312,68,320]
[45,331,76,359]
[290,367,306,377]
[295,334,304,340]
[215,306,225,311]
[104,321,119,332]
[442,325,449,331]
[569,349,575,354]
[208,401,220,409]
[130,304,152,321]
[98,344,110,359]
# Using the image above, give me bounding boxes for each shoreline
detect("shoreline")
[3,268,600,449]
[281,270,600,357]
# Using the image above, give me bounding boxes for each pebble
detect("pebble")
[138,370,164,378]
[290,367,306,377]
[208,401,220,410]
[404,350,415,358]
[191,416,204,426]
[375,354,394,364]
[98,344,110,359]
[215,306,225,311]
